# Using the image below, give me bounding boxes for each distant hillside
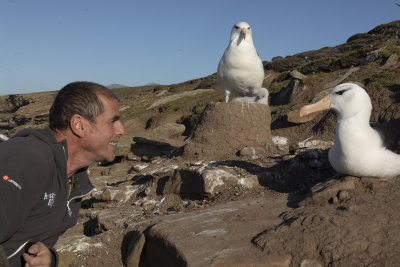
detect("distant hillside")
[106,84,129,89]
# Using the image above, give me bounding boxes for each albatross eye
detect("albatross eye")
[234,26,240,29]
[335,89,348,96]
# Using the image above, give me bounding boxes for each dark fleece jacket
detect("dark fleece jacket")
[0,127,94,266]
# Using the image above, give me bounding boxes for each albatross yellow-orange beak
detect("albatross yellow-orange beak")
[241,28,246,39]
[299,94,331,117]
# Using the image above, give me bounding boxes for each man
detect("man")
[0,82,125,266]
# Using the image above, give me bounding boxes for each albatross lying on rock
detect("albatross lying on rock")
[217,21,268,104]
[299,83,400,179]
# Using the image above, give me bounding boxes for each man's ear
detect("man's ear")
[69,114,87,137]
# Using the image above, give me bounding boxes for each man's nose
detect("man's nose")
[115,121,125,136]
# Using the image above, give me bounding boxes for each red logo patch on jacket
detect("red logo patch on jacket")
[2,174,22,189]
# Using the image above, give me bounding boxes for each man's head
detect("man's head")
[49,81,118,130]
[50,81,125,163]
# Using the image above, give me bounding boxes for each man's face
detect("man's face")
[85,96,125,163]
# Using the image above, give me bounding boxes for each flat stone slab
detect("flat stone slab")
[138,195,291,266]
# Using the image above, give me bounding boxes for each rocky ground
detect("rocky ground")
[2,20,400,267]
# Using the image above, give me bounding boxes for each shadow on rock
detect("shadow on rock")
[121,230,146,267]
[388,84,400,103]
[131,137,183,161]
[270,115,299,131]
[213,148,336,208]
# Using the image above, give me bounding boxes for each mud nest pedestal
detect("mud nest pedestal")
[183,102,272,160]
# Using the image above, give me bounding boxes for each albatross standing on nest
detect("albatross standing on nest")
[217,21,268,104]
[299,83,400,179]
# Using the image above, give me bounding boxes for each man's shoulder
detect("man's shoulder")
[0,131,60,189]
[0,132,55,163]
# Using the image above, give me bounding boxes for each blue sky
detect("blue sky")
[1,0,399,95]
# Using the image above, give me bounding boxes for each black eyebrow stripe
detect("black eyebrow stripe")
[335,89,349,95]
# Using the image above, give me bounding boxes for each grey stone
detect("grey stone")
[274,70,307,105]
[140,197,290,266]
[299,176,357,207]
[364,46,385,64]
[381,53,399,68]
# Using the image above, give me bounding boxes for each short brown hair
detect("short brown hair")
[49,81,118,130]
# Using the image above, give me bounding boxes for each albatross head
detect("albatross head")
[230,21,253,44]
[299,83,372,119]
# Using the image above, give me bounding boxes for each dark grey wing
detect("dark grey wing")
[373,118,400,154]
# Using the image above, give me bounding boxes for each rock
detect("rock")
[131,164,149,172]
[0,134,8,142]
[108,164,130,177]
[125,231,146,267]
[157,194,186,213]
[99,188,130,202]
[202,168,259,194]
[274,70,307,105]
[150,123,185,139]
[290,70,306,80]
[300,259,323,267]
[202,169,238,194]
[92,208,129,232]
[99,188,113,201]
[160,166,260,196]
[131,137,179,161]
[114,191,127,202]
[299,176,357,207]
[139,197,290,266]
[272,136,288,146]
[364,46,385,64]
[297,139,333,150]
[88,175,112,189]
[272,136,289,152]
[381,53,399,68]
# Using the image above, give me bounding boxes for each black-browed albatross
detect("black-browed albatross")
[299,82,400,179]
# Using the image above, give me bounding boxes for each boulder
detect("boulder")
[134,197,291,266]
[273,70,307,105]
